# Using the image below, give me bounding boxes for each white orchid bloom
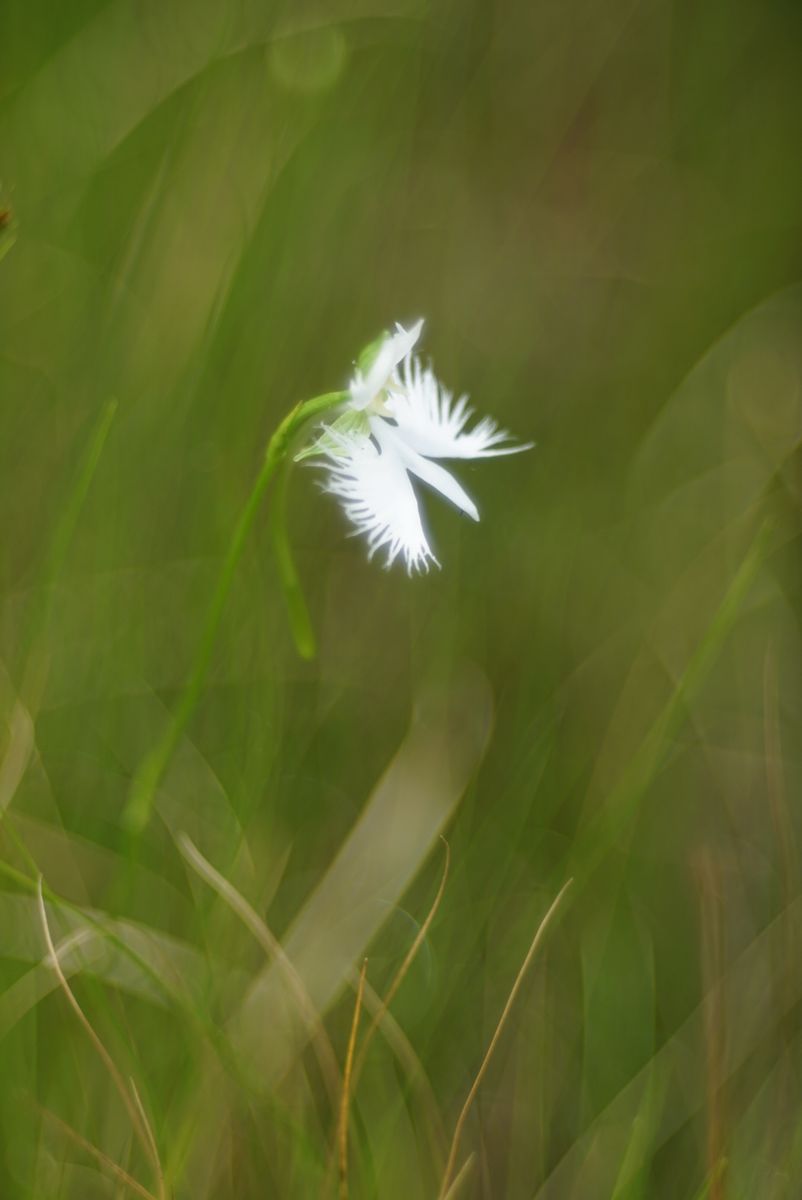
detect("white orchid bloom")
[300,320,531,572]
[348,319,423,412]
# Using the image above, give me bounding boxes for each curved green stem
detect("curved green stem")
[271,460,316,660]
[122,390,346,835]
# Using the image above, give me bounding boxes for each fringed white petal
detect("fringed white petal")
[307,318,532,570]
[320,424,437,573]
[388,354,532,459]
[349,320,424,411]
[378,420,479,521]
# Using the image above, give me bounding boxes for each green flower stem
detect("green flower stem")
[123,390,346,836]
[271,460,316,660]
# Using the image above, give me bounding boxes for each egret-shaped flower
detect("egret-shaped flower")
[299,320,531,572]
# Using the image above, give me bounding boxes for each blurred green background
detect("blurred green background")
[1,1,801,1196]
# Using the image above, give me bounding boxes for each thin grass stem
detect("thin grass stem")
[354,838,450,1082]
[36,877,166,1200]
[441,1154,475,1200]
[177,831,342,1108]
[352,973,447,1160]
[41,1107,160,1200]
[437,879,573,1199]
[338,958,367,1200]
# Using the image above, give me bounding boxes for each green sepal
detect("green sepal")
[356,330,389,375]
[293,408,370,462]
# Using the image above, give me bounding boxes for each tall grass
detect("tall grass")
[1,1,801,1197]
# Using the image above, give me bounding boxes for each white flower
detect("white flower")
[302,320,532,572]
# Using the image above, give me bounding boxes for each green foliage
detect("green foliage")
[1,1,801,1197]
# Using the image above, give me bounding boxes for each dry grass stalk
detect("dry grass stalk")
[695,851,727,1200]
[355,837,450,1081]
[36,877,166,1200]
[41,1106,160,1200]
[338,958,367,1200]
[441,1152,476,1199]
[177,831,342,1108]
[353,971,447,1165]
[437,878,573,1199]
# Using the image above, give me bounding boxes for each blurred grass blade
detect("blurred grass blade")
[574,517,773,881]
[0,400,117,818]
[231,666,493,1089]
[123,450,278,836]
[23,398,118,678]
[0,871,227,1050]
[534,893,802,1198]
[0,693,34,817]
[609,1067,666,1200]
[691,1159,728,1200]
[176,830,341,1108]
[0,223,17,264]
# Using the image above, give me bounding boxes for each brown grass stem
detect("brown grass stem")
[338,957,367,1200]
[437,878,573,1199]
[441,1153,476,1200]
[354,837,450,1082]
[177,832,342,1109]
[41,1107,160,1200]
[36,877,166,1200]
